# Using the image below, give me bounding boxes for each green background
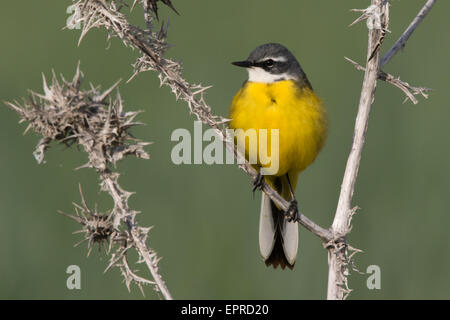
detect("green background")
[0,0,449,299]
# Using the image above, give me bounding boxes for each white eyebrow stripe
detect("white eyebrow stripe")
[263,56,288,62]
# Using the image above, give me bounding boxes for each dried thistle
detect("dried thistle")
[6,64,172,299]
[5,63,149,167]
[59,185,117,256]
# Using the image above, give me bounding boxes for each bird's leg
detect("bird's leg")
[286,174,300,222]
[252,171,264,193]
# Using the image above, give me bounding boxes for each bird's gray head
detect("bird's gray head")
[232,43,311,87]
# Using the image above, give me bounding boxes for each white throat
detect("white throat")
[247,68,294,83]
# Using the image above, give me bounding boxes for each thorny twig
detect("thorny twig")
[327,0,435,299]
[346,0,435,105]
[380,0,437,67]
[327,0,391,300]
[6,64,172,299]
[345,57,430,104]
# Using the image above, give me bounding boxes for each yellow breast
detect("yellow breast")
[229,80,327,177]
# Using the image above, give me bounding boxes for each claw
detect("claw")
[286,199,300,222]
[252,172,264,193]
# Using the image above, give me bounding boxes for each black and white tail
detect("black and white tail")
[259,193,298,269]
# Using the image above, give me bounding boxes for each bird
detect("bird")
[228,43,328,269]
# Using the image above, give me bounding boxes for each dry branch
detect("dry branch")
[346,0,436,105]
[380,0,437,67]
[345,57,430,104]
[327,0,390,300]
[6,65,172,299]
[327,0,435,299]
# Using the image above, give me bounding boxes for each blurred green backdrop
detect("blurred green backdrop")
[0,0,449,299]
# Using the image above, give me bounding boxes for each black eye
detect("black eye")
[265,59,274,68]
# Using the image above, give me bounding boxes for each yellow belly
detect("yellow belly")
[229,80,327,190]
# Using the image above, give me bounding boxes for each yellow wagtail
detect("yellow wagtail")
[229,43,328,269]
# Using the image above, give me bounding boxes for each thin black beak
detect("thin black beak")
[231,60,253,68]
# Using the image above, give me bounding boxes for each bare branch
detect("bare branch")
[102,173,173,299]
[378,70,430,104]
[328,0,436,299]
[380,0,437,67]
[345,0,436,104]
[327,0,390,300]
[345,57,431,104]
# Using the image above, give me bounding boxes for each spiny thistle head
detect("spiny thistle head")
[5,63,150,170]
[84,214,114,244]
[59,185,117,256]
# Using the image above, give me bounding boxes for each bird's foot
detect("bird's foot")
[286,199,300,222]
[252,172,264,193]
